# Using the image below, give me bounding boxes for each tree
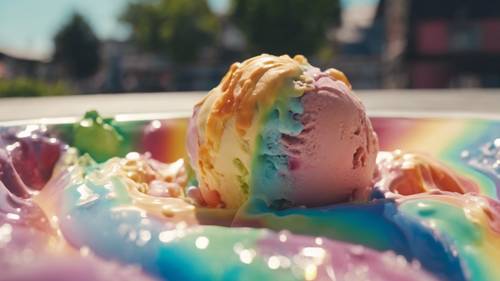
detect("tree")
[231,0,340,57]
[122,0,218,63]
[53,13,101,79]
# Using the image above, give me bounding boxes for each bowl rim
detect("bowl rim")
[1,110,499,128]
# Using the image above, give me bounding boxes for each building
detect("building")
[0,52,46,79]
[386,0,500,88]
[333,0,500,89]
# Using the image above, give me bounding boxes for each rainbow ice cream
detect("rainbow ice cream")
[188,54,378,208]
[0,177,156,281]
[27,155,436,281]
[27,135,499,281]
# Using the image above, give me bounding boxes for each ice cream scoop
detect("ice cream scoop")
[187,54,378,208]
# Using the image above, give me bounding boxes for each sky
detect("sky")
[0,0,231,60]
[0,0,374,61]
[0,0,135,60]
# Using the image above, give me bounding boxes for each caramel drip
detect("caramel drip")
[197,54,311,190]
[325,68,352,89]
[205,54,307,148]
[383,151,479,196]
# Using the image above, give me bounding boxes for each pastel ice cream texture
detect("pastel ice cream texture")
[0,181,157,281]
[188,54,378,208]
[35,152,497,281]
[32,155,437,281]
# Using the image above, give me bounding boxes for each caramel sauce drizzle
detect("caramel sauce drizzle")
[207,55,305,143]
[196,54,310,185]
[325,68,352,89]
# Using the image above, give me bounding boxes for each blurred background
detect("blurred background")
[0,0,499,97]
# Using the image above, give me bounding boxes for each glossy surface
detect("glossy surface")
[0,112,499,281]
[34,153,436,281]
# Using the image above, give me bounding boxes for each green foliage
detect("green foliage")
[232,0,340,56]
[54,13,101,79]
[122,0,218,63]
[0,78,71,97]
